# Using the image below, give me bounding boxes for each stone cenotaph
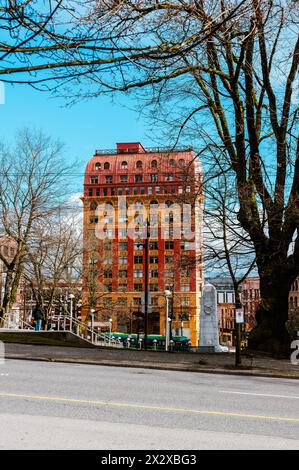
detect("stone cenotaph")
[198,283,228,353]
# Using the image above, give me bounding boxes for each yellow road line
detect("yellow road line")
[0,392,299,423]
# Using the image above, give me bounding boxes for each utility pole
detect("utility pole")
[143,219,150,350]
[235,300,242,367]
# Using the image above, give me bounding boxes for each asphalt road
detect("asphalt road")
[0,359,299,450]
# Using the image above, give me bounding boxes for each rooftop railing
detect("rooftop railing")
[95,146,193,156]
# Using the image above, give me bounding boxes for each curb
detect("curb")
[5,354,299,380]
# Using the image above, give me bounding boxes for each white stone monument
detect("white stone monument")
[198,283,228,353]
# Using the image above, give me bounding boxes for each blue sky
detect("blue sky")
[0,83,152,194]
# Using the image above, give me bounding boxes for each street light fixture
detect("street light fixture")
[164,290,172,351]
[89,308,95,342]
[108,317,112,345]
[69,294,75,331]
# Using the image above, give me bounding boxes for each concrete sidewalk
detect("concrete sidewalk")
[2,342,299,379]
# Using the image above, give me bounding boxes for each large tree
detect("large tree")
[1,1,299,353]
[0,129,71,316]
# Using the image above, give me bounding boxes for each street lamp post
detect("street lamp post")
[109,318,112,345]
[164,290,172,351]
[90,308,95,343]
[69,294,75,332]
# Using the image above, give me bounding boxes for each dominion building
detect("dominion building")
[82,142,204,346]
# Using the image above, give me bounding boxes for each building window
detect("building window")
[88,188,93,196]
[126,187,130,195]
[150,283,159,292]
[90,201,97,211]
[104,283,113,292]
[166,173,174,181]
[134,242,143,251]
[119,256,128,265]
[164,269,173,278]
[89,215,98,224]
[121,161,128,169]
[103,258,113,265]
[170,159,176,167]
[150,256,158,264]
[134,269,143,278]
[181,284,190,292]
[104,269,113,278]
[151,174,158,182]
[119,242,128,251]
[151,160,158,168]
[178,159,185,167]
[165,255,173,264]
[90,176,98,184]
[149,241,158,250]
[103,188,108,196]
[136,160,143,168]
[106,175,113,184]
[133,297,142,306]
[155,186,160,194]
[118,187,123,196]
[95,162,101,170]
[119,228,128,238]
[134,283,143,292]
[148,187,153,195]
[150,269,159,278]
[135,175,143,182]
[134,256,143,264]
[119,269,128,278]
[96,188,100,196]
[104,240,112,251]
[140,187,145,195]
[120,175,128,183]
[104,162,110,170]
[133,187,138,195]
[111,187,115,196]
[165,241,174,250]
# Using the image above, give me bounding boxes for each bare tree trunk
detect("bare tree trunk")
[249,265,293,355]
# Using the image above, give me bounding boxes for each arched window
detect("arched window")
[104,162,110,170]
[170,159,176,167]
[178,159,185,167]
[104,201,114,210]
[290,297,293,307]
[95,162,101,170]
[121,161,128,169]
[136,160,143,168]
[90,201,98,211]
[151,160,157,168]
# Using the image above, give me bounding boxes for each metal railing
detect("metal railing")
[95,146,193,155]
[50,314,123,348]
[0,312,123,348]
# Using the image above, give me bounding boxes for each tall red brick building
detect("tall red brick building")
[82,143,204,345]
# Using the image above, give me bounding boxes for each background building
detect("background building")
[82,142,204,345]
[241,277,260,332]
